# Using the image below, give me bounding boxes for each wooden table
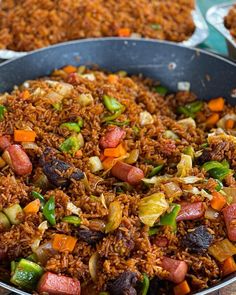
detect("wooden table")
[0,283,235,295]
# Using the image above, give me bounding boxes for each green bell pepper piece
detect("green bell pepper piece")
[202,161,224,172]
[26,253,38,263]
[102,110,123,122]
[148,227,159,236]
[148,165,164,178]
[0,105,7,121]
[141,273,150,295]
[209,167,231,181]
[43,196,56,226]
[106,120,130,126]
[160,204,181,231]
[62,215,81,226]
[60,135,81,155]
[221,159,230,169]
[103,95,124,112]
[32,191,45,209]
[10,259,43,289]
[185,101,203,113]
[183,146,194,159]
[60,122,81,133]
[77,117,84,127]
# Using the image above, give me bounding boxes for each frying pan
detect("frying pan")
[0,38,235,295]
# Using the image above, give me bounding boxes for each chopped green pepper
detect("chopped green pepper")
[103,95,124,112]
[11,261,17,274]
[215,179,223,192]
[150,23,162,30]
[77,117,84,127]
[209,167,231,181]
[0,105,7,121]
[148,164,164,178]
[59,135,82,155]
[155,85,168,95]
[102,110,123,122]
[160,203,181,232]
[43,196,56,226]
[132,125,140,135]
[10,259,43,289]
[177,106,193,117]
[177,101,203,118]
[52,103,62,111]
[148,227,159,236]
[32,191,45,209]
[183,146,194,159]
[106,120,130,126]
[202,161,225,172]
[140,273,150,295]
[221,159,230,169]
[62,215,81,226]
[26,253,38,262]
[60,122,81,133]
[200,143,209,148]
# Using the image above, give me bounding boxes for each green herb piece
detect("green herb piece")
[183,146,194,159]
[0,105,7,121]
[141,273,150,295]
[60,122,81,133]
[32,191,45,209]
[148,165,164,178]
[103,95,124,112]
[209,167,231,181]
[148,227,159,236]
[43,196,56,226]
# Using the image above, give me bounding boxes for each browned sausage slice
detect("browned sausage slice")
[162,257,188,284]
[99,126,126,149]
[223,204,236,242]
[0,136,11,150]
[111,161,144,185]
[176,202,205,222]
[4,145,32,175]
[37,272,80,295]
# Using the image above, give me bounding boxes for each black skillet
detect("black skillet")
[0,38,235,295]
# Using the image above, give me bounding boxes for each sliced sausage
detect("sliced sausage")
[223,204,236,242]
[176,202,205,222]
[0,136,11,151]
[99,126,126,149]
[3,145,32,175]
[111,161,144,185]
[162,257,188,284]
[37,272,80,295]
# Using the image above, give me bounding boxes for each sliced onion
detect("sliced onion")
[125,149,139,164]
[178,117,196,129]
[81,73,96,81]
[200,189,213,200]
[22,142,39,150]
[177,82,190,91]
[45,91,63,104]
[89,252,99,281]
[100,193,107,209]
[2,150,12,166]
[178,176,203,184]
[140,111,154,126]
[77,93,94,106]
[34,241,57,265]
[142,175,171,185]
[67,202,81,216]
[163,182,182,199]
[205,207,219,220]
[176,154,192,177]
[89,156,103,173]
[164,130,179,140]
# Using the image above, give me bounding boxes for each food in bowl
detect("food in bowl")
[225,4,236,42]
[0,65,236,295]
[0,0,195,51]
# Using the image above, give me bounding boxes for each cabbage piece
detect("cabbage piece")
[140,111,154,126]
[138,192,169,226]
[178,117,196,128]
[208,239,236,262]
[176,154,192,177]
[105,201,122,233]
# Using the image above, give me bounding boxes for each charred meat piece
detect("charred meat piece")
[107,271,137,295]
[77,228,105,245]
[197,148,212,165]
[40,148,84,187]
[181,225,213,253]
[147,278,172,295]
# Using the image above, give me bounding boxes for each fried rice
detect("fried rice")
[0,65,236,295]
[0,0,195,51]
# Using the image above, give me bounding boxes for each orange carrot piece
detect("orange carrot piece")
[222,257,236,277]
[75,150,83,158]
[104,143,126,158]
[208,97,225,112]
[174,280,190,295]
[211,191,227,211]
[21,90,30,100]
[14,130,36,142]
[206,113,220,126]
[118,28,131,37]
[62,65,77,74]
[108,74,119,84]
[52,234,77,252]
[225,119,235,130]
[23,199,40,214]
[102,157,117,170]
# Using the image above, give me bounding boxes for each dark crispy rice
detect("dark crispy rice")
[0,66,236,294]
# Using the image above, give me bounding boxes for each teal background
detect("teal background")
[197,0,228,54]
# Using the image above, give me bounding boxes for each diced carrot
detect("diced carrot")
[206,113,220,126]
[222,256,236,277]
[14,130,36,142]
[20,90,30,100]
[174,280,190,295]
[62,65,77,74]
[108,74,119,84]
[104,143,126,158]
[52,234,77,252]
[23,199,40,214]
[102,157,117,170]
[75,150,83,158]
[211,191,227,211]
[225,119,235,130]
[208,97,225,112]
[118,28,131,37]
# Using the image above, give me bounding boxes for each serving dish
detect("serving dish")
[0,38,235,295]
[206,1,236,60]
[0,5,208,60]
